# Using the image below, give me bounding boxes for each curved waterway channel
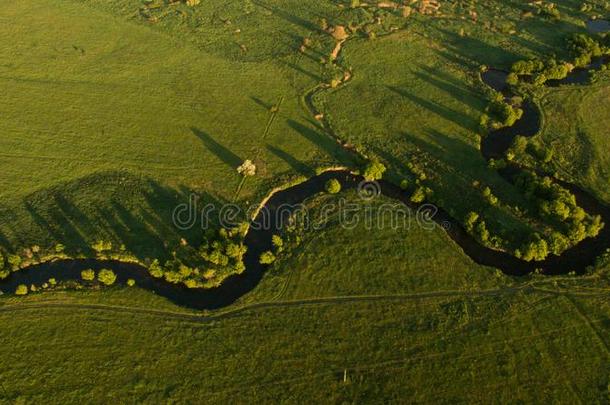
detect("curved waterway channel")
[3,62,610,310]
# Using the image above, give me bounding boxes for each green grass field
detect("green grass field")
[2,0,610,401]
[1,203,609,401]
[536,78,610,203]
[0,0,352,258]
[0,0,604,259]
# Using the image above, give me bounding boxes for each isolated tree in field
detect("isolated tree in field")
[259,251,276,265]
[363,160,386,181]
[97,269,117,286]
[15,284,28,296]
[81,269,95,281]
[237,160,257,177]
[325,179,341,194]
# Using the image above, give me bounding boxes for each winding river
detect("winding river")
[2,56,609,310]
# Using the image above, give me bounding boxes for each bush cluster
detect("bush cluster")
[147,226,248,289]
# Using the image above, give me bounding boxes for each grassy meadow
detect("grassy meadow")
[1,0,610,402]
[0,0,351,258]
[536,76,610,203]
[1,221,609,402]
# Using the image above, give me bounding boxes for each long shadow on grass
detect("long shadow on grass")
[387,86,477,132]
[266,144,313,176]
[254,1,324,34]
[434,27,524,68]
[191,127,242,169]
[286,119,345,161]
[16,172,220,260]
[414,65,485,111]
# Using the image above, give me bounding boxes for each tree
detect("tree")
[465,212,479,232]
[148,259,164,278]
[272,235,284,253]
[363,160,386,181]
[325,179,341,194]
[506,73,519,86]
[521,236,549,262]
[7,254,21,270]
[548,232,570,256]
[127,279,136,287]
[15,284,28,296]
[81,269,95,281]
[482,187,498,206]
[237,160,257,177]
[97,269,117,286]
[410,187,426,203]
[259,251,276,265]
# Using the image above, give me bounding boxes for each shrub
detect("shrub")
[15,284,28,296]
[7,254,22,270]
[363,160,386,181]
[409,187,427,203]
[97,269,117,286]
[465,212,480,232]
[521,237,549,262]
[272,235,284,252]
[81,269,95,281]
[127,279,136,287]
[325,179,342,194]
[506,73,519,86]
[148,259,164,278]
[475,221,490,243]
[511,59,544,75]
[399,179,410,190]
[259,251,276,265]
[92,240,112,254]
[482,187,499,206]
[48,278,57,286]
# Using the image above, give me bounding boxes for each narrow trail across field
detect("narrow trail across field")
[2,282,609,322]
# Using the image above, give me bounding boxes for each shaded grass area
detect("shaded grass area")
[536,78,610,204]
[0,171,218,260]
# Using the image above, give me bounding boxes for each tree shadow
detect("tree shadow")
[7,171,224,260]
[191,127,242,169]
[414,65,485,111]
[266,144,313,176]
[286,119,343,160]
[386,85,477,131]
[254,1,324,34]
[250,96,273,111]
